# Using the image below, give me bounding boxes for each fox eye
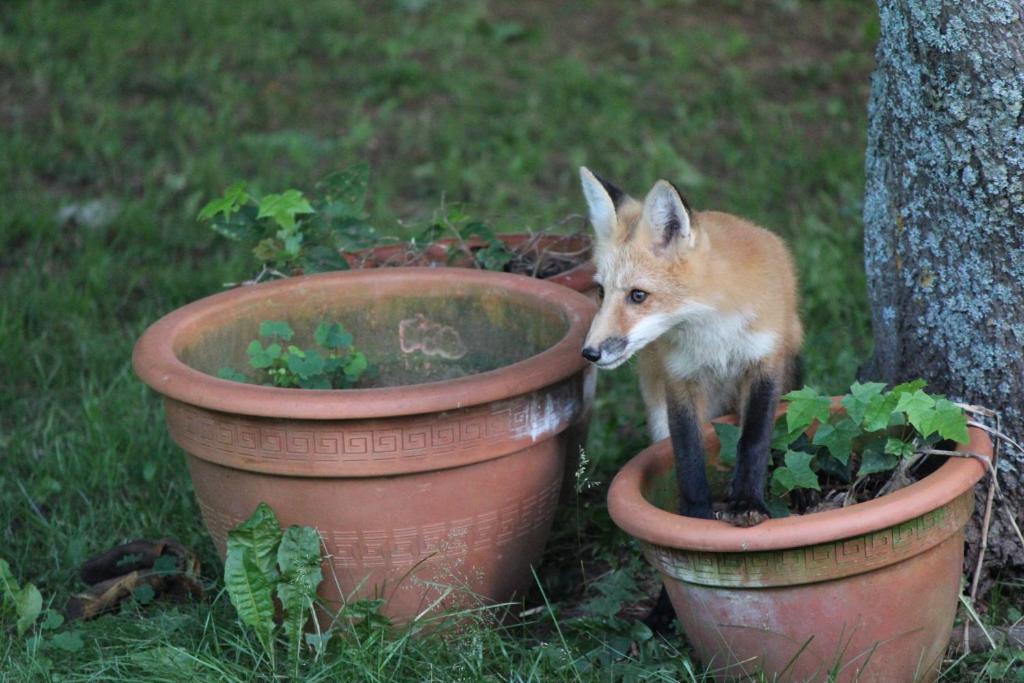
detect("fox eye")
[596,284,605,300]
[629,289,648,304]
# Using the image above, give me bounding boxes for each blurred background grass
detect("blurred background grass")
[0,1,926,679]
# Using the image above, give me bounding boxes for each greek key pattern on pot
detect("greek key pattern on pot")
[323,478,561,571]
[195,477,560,572]
[647,491,973,588]
[165,380,580,465]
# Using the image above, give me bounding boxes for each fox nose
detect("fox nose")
[581,346,601,362]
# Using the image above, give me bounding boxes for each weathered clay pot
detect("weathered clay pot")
[344,233,598,297]
[608,408,991,682]
[134,268,596,621]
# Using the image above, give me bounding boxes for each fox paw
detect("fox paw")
[717,501,770,527]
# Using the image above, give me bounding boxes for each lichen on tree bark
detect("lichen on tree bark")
[864,0,1024,581]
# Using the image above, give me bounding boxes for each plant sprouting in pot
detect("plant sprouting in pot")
[713,380,970,517]
[197,163,587,284]
[217,319,372,390]
[198,164,378,280]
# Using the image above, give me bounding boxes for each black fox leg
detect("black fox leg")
[644,395,712,633]
[667,396,713,520]
[726,375,777,526]
[643,586,676,634]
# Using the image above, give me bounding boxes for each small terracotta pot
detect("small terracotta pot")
[343,233,598,297]
[608,407,991,682]
[134,268,596,621]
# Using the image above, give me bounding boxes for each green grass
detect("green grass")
[1,0,1018,680]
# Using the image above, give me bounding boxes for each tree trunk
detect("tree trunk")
[863,0,1024,587]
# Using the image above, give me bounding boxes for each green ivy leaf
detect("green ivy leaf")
[840,381,887,425]
[817,452,851,483]
[198,181,249,222]
[858,448,899,476]
[259,320,295,341]
[713,423,741,466]
[928,399,969,443]
[884,437,916,458]
[891,379,927,396]
[343,351,368,382]
[287,348,325,379]
[770,450,820,496]
[247,341,282,369]
[894,390,937,435]
[314,321,353,350]
[812,416,859,465]
[257,190,314,232]
[766,497,791,518]
[475,240,513,271]
[862,392,899,431]
[781,387,832,433]
[770,415,805,451]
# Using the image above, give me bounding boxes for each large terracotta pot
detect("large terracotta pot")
[608,407,991,682]
[134,268,596,621]
[344,233,598,297]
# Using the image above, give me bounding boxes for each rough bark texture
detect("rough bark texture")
[864,0,1024,586]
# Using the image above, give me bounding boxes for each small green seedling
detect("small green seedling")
[715,381,970,516]
[218,319,370,390]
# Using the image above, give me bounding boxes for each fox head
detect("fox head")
[579,167,711,369]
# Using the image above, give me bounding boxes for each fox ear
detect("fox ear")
[579,167,624,243]
[641,180,693,250]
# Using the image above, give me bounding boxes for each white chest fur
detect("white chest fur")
[661,308,776,384]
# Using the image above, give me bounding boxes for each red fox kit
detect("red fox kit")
[579,167,803,526]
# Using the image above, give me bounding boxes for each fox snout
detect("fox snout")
[581,337,627,364]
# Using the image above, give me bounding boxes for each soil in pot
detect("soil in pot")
[134,268,597,623]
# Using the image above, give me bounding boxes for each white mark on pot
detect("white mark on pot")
[399,314,467,360]
[515,394,579,442]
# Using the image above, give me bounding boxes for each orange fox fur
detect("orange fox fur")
[579,166,803,526]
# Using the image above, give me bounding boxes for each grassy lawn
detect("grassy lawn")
[1,0,1018,679]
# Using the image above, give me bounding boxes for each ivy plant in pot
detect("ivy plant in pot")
[608,382,991,682]
[133,267,596,622]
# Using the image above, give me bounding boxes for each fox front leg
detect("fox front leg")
[643,393,713,634]
[666,394,713,520]
[722,375,776,527]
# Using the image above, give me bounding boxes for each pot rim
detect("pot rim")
[607,414,991,553]
[133,267,595,420]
